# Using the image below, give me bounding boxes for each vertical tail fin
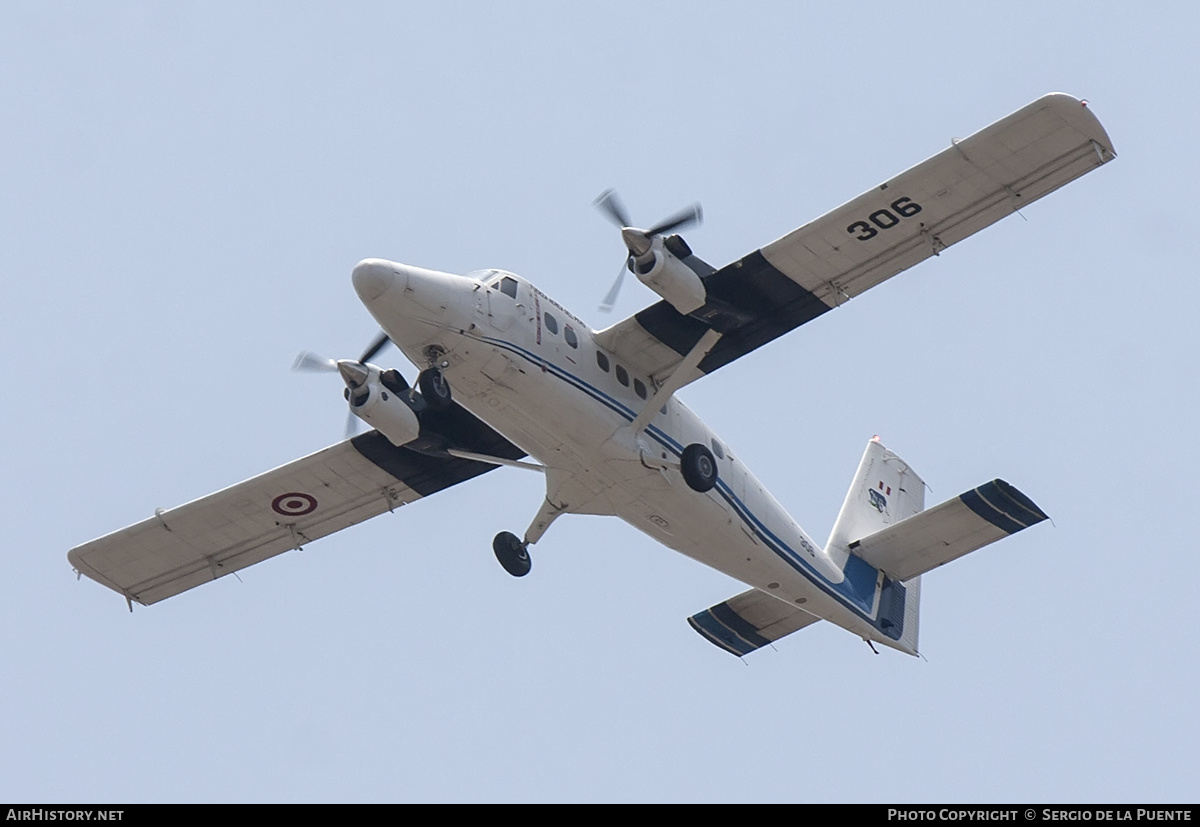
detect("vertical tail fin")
[825,436,926,556]
[828,437,925,656]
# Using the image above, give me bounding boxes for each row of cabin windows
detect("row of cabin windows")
[499,279,719,453]
[491,279,584,354]
[542,311,579,349]
[595,350,648,399]
[521,291,650,403]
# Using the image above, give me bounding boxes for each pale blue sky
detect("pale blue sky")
[3,1,1195,802]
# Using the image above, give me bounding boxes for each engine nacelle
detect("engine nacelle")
[633,236,706,315]
[349,370,421,447]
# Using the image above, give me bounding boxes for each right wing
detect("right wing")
[596,93,1116,386]
[68,403,525,606]
[688,588,821,657]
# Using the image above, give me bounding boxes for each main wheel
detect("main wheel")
[680,443,718,493]
[417,368,452,410]
[492,531,531,577]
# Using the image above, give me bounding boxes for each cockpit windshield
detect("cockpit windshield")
[470,270,520,299]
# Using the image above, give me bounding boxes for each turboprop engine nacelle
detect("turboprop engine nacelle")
[346,365,422,448]
[633,236,706,315]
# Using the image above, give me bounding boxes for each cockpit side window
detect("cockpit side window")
[499,277,518,299]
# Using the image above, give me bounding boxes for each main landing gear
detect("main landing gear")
[680,443,718,493]
[493,444,717,576]
[493,495,566,578]
[492,531,531,577]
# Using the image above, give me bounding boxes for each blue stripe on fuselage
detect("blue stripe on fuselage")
[471,332,889,628]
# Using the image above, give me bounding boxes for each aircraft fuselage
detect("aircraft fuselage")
[354,258,911,654]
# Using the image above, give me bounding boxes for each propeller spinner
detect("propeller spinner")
[594,189,702,312]
[292,331,396,437]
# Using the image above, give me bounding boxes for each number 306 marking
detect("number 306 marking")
[847,197,922,241]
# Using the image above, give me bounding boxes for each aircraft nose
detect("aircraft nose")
[352,259,397,302]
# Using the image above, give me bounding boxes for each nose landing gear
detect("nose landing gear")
[417,367,452,411]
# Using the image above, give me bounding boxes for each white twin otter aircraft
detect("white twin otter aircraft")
[71,94,1115,658]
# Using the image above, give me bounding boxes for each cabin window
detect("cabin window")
[564,325,578,348]
[499,277,518,298]
[596,351,610,372]
[634,378,647,399]
[544,312,559,335]
[615,365,629,387]
[711,439,725,459]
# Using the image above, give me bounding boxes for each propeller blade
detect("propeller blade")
[594,188,632,229]
[594,191,703,310]
[598,258,631,313]
[292,351,338,373]
[646,203,702,237]
[358,331,391,364]
[344,409,361,439]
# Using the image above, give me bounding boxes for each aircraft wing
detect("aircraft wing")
[68,404,525,606]
[848,479,1049,582]
[596,93,1115,385]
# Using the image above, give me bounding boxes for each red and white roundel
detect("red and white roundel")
[271,492,317,516]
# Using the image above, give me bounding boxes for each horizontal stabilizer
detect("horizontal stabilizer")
[849,479,1048,582]
[688,589,821,657]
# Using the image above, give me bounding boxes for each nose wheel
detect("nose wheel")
[417,368,453,410]
[493,531,532,577]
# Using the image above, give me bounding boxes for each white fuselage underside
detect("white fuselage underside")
[361,261,902,651]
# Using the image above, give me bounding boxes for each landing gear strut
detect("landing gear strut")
[417,368,452,410]
[492,531,531,577]
[492,495,566,578]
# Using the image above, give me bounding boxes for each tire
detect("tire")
[492,531,531,577]
[417,368,452,410]
[680,443,718,493]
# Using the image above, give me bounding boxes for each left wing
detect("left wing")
[596,93,1115,386]
[69,404,524,606]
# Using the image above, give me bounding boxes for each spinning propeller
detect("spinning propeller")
[593,188,702,312]
[292,331,396,437]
